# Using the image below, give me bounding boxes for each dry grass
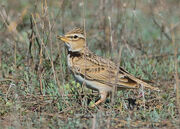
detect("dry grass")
[0,0,180,128]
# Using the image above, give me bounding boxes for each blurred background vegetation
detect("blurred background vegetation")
[0,0,180,128]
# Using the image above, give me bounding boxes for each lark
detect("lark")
[57,28,160,107]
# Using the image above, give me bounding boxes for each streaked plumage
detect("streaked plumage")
[57,28,160,107]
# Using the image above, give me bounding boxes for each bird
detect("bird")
[57,28,160,107]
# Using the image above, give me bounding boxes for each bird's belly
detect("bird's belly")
[74,74,112,92]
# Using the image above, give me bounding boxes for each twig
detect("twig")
[149,3,172,42]
[171,24,180,115]
[152,17,172,42]
[82,0,87,107]
[0,51,1,69]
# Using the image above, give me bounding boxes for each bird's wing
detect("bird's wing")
[72,53,159,91]
[72,55,138,89]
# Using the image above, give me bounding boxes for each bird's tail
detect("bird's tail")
[120,69,160,91]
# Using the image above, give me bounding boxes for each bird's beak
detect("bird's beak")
[57,35,69,42]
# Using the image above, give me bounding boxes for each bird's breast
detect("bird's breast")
[67,54,73,69]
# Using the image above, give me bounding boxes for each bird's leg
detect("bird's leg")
[91,91,108,107]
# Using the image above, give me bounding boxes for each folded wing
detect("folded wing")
[72,54,159,91]
[73,57,138,89]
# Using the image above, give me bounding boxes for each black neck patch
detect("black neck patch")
[68,51,81,57]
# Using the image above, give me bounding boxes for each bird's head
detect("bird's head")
[57,28,86,52]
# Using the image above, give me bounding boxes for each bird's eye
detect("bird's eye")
[74,35,78,39]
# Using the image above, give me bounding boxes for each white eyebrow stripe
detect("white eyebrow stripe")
[76,34,84,38]
[66,34,85,38]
